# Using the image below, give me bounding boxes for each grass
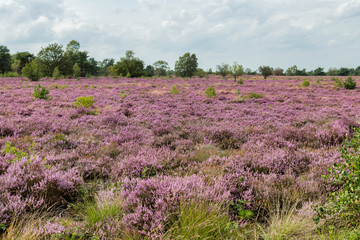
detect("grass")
[82,197,123,226]
[164,200,242,240]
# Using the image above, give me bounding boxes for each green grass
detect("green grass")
[82,198,123,226]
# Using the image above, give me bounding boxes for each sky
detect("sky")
[1,0,360,71]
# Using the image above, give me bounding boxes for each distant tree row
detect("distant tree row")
[1,41,360,80]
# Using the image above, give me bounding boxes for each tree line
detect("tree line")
[1,40,360,81]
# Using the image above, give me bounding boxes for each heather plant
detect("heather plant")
[73,96,95,108]
[344,76,356,89]
[314,128,360,227]
[205,85,216,98]
[33,84,50,99]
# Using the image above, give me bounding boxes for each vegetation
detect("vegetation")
[344,76,356,89]
[73,96,96,108]
[22,60,42,81]
[33,84,50,99]
[258,65,273,79]
[174,52,198,77]
[204,85,216,98]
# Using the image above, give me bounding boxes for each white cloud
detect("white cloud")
[2,0,360,70]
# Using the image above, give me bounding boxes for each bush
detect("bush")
[248,92,264,99]
[170,85,180,94]
[22,60,41,81]
[301,78,310,87]
[333,78,344,88]
[314,128,360,227]
[33,84,49,99]
[205,85,216,98]
[74,96,95,108]
[237,79,244,84]
[52,66,61,80]
[344,77,356,89]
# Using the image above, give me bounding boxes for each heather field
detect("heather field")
[1,75,360,239]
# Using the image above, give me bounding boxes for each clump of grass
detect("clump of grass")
[73,96,95,108]
[33,84,49,100]
[248,92,264,99]
[205,85,216,98]
[164,200,242,240]
[301,78,310,87]
[82,198,123,226]
[170,85,180,94]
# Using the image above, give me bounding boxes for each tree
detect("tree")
[22,59,42,81]
[113,50,145,78]
[273,67,284,76]
[153,60,169,76]
[174,52,198,77]
[144,65,155,77]
[98,58,114,76]
[37,43,66,77]
[73,63,81,78]
[229,62,244,81]
[285,65,298,76]
[0,45,12,74]
[12,51,35,74]
[216,63,229,78]
[258,65,273,79]
[312,67,325,76]
[327,67,338,76]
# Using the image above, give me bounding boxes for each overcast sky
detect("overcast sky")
[1,0,360,71]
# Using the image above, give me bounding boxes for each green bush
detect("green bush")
[314,128,360,227]
[74,96,96,108]
[52,66,61,80]
[248,92,264,99]
[205,85,216,98]
[33,84,50,99]
[333,78,344,88]
[22,60,42,81]
[344,77,356,90]
[237,79,244,84]
[170,85,180,94]
[301,78,310,87]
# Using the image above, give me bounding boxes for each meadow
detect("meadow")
[0,75,359,239]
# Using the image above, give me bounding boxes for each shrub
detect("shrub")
[333,78,344,88]
[170,85,180,94]
[301,78,310,87]
[33,84,49,99]
[74,96,95,108]
[237,79,244,84]
[314,128,360,227]
[248,92,264,99]
[22,60,41,81]
[52,66,61,80]
[205,85,216,98]
[344,76,356,89]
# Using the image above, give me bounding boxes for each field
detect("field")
[0,75,360,239]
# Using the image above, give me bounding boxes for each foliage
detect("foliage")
[344,76,356,89]
[258,65,273,79]
[74,96,96,108]
[216,63,229,78]
[333,78,344,88]
[314,128,360,227]
[37,43,66,77]
[205,85,216,98]
[229,62,244,80]
[112,50,145,78]
[52,66,61,80]
[170,85,180,94]
[174,52,198,77]
[22,60,42,81]
[33,84,50,99]
[195,68,207,78]
[248,92,264,99]
[12,51,35,74]
[153,60,169,76]
[237,79,244,84]
[73,63,81,78]
[313,67,326,76]
[0,45,12,74]
[273,67,284,76]
[301,78,310,87]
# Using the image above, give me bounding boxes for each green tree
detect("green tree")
[113,50,145,78]
[73,63,81,78]
[258,65,273,79]
[37,43,66,77]
[144,65,155,77]
[52,66,61,80]
[273,67,284,76]
[327,67,338,76]
[98,58,114,76]
[175,52,198,77]
[229,62,244,80]
[216,63,229,78]
[12,51,35,74]
[0,45,12,74]
[313,67,326,76]
[285,65,298,76]
[22,59,42,81]
[153,60,169,76]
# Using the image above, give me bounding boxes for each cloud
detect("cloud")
[2,0,360,70]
